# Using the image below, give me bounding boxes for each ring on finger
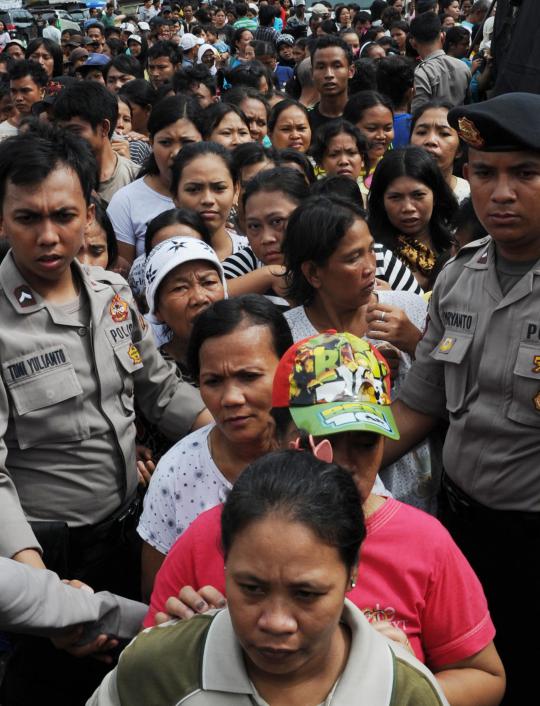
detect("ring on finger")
[380,312,385,322]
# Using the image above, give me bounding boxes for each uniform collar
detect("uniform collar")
[0,251,110,318]
[201,600,398,705]
[463,236,493,270]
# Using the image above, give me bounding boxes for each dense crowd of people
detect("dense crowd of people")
[0,0,537,705]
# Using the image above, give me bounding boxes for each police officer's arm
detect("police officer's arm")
[130,303,207,439]
[382,273,448,468]
[0,373,44,564]
[0,557,146,640]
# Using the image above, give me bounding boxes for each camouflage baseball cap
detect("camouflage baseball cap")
[272,331,399,439]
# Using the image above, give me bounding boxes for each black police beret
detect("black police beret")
[448,92,540,152]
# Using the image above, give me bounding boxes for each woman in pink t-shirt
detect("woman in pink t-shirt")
[147,332,505,706]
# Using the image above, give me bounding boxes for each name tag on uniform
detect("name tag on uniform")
[2,345,71,385]
[441,310,477,333]
[105,321,134,348]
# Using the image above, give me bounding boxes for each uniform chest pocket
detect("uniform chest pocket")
[430,331,473,413]
[508,343,540,428]
[7,366,89,449]
[113,342,143,416]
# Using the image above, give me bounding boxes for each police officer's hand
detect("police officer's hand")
[366,302,423,356]
[154,585,227,623]
[51,625,119,664]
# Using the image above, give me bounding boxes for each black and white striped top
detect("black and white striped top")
[222,243,423,295]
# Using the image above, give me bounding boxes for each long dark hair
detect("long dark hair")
[25,38,63,77]
[367,146,457,255]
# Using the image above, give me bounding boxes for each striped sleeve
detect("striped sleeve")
[222,247,259,279]
[374,243,423,295]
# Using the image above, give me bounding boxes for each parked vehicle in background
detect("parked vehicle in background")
[0,7,39,45]
[30,7,82,35]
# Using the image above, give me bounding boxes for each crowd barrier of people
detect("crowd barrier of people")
[0,1,536,705]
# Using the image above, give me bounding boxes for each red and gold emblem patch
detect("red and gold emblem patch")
[109,294,129,323]
[128,343,142,365]
[457,117,485,149]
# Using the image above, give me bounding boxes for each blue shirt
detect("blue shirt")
[393,113,412,148]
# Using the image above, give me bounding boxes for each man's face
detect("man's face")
[58,116,106,156]
[83,68,106,84]
[1,167,93,294]
[148,55,176,87]
[106,66,137,93]
[87,27,105,51]
[11,76,45,115]
[190,81,215,108]
[465,149,540,259]
[311,47,353,97]
[6,44,25,61]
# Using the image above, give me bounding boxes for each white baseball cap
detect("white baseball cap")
[180,33,204,51]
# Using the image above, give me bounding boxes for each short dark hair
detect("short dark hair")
[143,94,202,176]
[221,450,365,571]
[8,60,49,88]
[144,207,211,254]
[242,166,309,210]
[222,86,269,116]
[343,89,394,125]
[310,174,365,204]
[91,195,118,268]
[147,40,182,64]
[171,141,238,198]
[258,4,276,26]
[25,38,64,77]
[309,119,369,168]
[410,12,442,43]
[52,81,119,138]
[104,54,144,80]
[276,148,316,184]
[443,25,470,52]
[0,122,96,209]
[311,35,353,65]
[283,195,366,304]
[267,98,309,134]
[367,146,457,255]
[234,2,249,17]
[173,64,217,96]
[416,0,438,13]
[253,40,276,59]
[231,141,276,178]
[119,78,158,109]
[349,58,378,93]
[199,102,249,140]
[187,294,293,378]
[376,55,415,110]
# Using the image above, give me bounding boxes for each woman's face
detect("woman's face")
[292,43,307,64]
[240,97,268,142]
[202,48,216,68]
[321,132,364,180]
[355,104,394,163]
[342,32,360,56]
[245,190,298,266]
[383,176,435,238]
[210,111,252,149]
[461,0,472,17]
[226,514,350,679]
[338,8,351,25]
[78,219,109,269]
[115,100,132,135]
[0,21,5,32]
[308,217,376,310]
[128,40,142,56]
[270,106,311,153]
[152,118,202,187]
[390,27,407,51]
[176,154,236,236]
[156,260,224,344]
[410,107,460,175]
[446,0,461,20]
[129,101,151,134]
[442,16,455,28]
[7,44,25,60]
[29,45,55,78]
[199,324,280,444]
[215,9,226,26]
[237,30,253,56]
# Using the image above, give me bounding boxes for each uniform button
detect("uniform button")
[78,327,87,337]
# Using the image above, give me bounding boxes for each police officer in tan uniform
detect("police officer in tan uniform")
[383,92,540,704]
[0,125,208,703]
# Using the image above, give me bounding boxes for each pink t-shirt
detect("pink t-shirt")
[145,497,495,670]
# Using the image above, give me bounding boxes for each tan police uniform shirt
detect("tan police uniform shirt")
[398,236,540,512]
[0,252,205,558]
